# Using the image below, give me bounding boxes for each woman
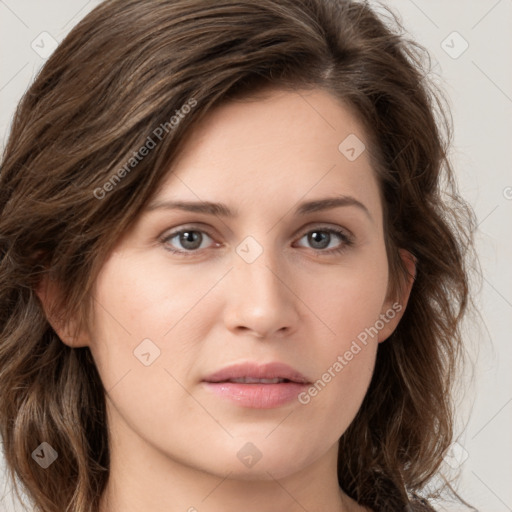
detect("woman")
[0,0,477,511]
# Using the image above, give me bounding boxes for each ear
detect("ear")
[35,274,90,347]
[377,249,416,343]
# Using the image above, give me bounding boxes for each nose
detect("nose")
[223,246,300,340]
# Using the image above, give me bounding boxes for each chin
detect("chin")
[196,439,318,481]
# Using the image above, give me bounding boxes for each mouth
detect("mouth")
[219,377,295,384]
[202,362,311,409]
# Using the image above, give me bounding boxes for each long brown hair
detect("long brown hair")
[0,1,476,511]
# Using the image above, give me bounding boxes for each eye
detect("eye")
[160,225,353,256]
[162,228,216,254]
[295,227,353,254]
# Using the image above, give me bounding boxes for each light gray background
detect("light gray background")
[1,1,511,511]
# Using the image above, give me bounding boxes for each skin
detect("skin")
[38,88,414,512]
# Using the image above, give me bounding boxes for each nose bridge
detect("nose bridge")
[224,235,298,337]
[236,244,280,297]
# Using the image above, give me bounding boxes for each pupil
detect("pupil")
[309,231,329,249]
[181,231,201,250]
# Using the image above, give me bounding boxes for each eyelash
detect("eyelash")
[159,225,354,257]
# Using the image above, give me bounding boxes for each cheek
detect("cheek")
[85,254,219,449]
[87,253,223,389]
[295,249,388,423]
[307,248,389,344]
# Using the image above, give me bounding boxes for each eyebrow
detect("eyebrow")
[145,195,372,220]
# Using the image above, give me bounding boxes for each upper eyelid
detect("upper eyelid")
[161,224,216,241]
[162,222,352,237]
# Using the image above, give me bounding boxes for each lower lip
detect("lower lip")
[202,381,308,408]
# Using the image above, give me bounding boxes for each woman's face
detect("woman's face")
[82,88,407,481]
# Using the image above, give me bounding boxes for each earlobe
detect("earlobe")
[377,249,417,343]
[35,274,90,348]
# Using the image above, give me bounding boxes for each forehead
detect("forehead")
[151,88,381,222]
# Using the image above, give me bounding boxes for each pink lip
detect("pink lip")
[202,362,310,409]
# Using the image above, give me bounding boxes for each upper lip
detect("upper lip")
[203,362,310,384]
